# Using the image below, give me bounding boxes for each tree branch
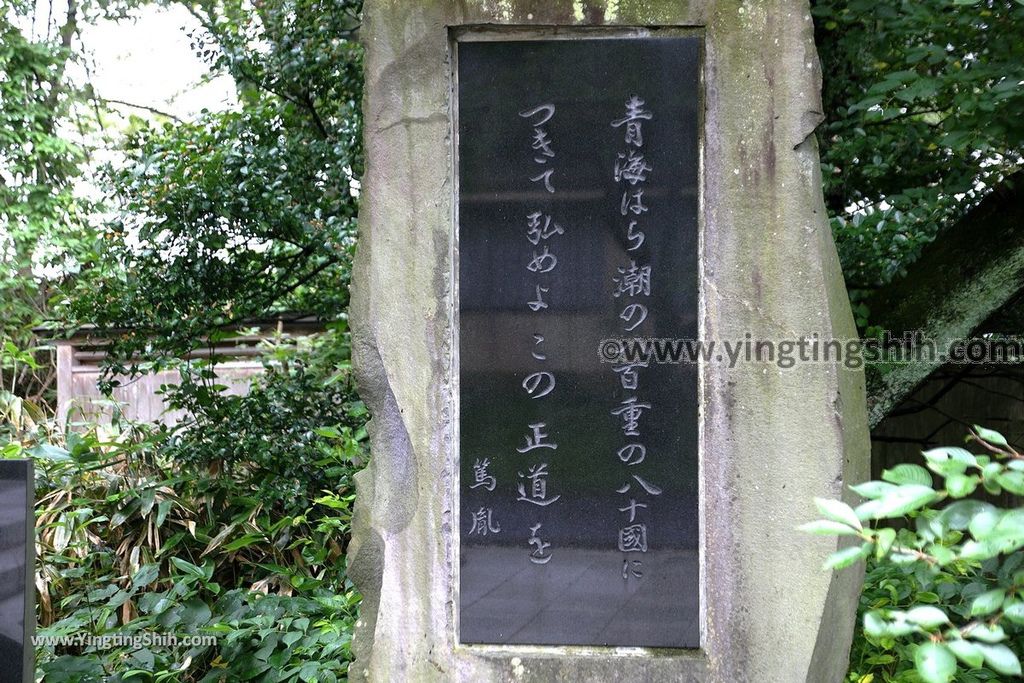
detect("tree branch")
[97,96,184,123]
[865,174,1024,427]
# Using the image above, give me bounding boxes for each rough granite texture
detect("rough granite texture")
[347,1,871,681]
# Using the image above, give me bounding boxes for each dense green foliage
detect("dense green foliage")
[848,557,1020,683]
[813,0,1023,291]
[0,9,93,401]
[3,0,368,679]
[65,0,363,377]
[4,333,366,681]
[163,326,366,512]
[806,426,1024,683]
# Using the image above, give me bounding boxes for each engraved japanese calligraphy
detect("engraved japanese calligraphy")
[458,37,700,648]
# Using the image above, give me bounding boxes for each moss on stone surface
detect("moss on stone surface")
[349,1,869,681]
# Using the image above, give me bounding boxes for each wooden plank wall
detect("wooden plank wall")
[56,342,269,428]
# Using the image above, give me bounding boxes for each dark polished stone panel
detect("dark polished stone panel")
[458,36,700,648]
[0,460,33,682]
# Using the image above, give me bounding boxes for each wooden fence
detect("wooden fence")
[48,317,323,427]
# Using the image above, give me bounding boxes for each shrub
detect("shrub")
[805,426,1024,683]
[161,323,367,517]
[1,331,367,681]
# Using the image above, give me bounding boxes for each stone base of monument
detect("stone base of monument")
[347,2,870,681]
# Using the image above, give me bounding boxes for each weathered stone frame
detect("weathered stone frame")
[348,2,870,681]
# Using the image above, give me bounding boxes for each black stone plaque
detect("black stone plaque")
[0,460,33,682]
[458,36,700,648]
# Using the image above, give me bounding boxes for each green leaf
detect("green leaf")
[996,471,1024,495]
[966,623,1006,644]
[923,447,976,476]
[155,499,173,528]
[850,481,897,499]
[895,78,938,103]
[822,543,870,571]
[170,557,206,579]
[875,527,897,558]
[815,497,863,529]
[1003,600,1024,625]
[314,495,349,510]
[970,588,1005,616]
[131,563,160,591]
[976,643,1022,676]
[864,610,916,638]
[797,520,860,536]
[223,533,266,552]
[974,425,1008,448]
[28,444,72,461]
[863,611,886,638]
[914,643,956,683]
[946,639,984,668]
[968,506,1002,539]
[857,484,938,520]
[882,463,933,487]
[905,606,949,628]
[927,544,956,565]
[299,661,319,682]
[960,539,1002,562]
[944,474,977,498]
[179,598,212,626]
[982,462,1003,483]
[939,500,994,530]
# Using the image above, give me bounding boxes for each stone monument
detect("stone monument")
[347,1,870,681]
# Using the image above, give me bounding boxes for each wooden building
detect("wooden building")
[43,316,323,427]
